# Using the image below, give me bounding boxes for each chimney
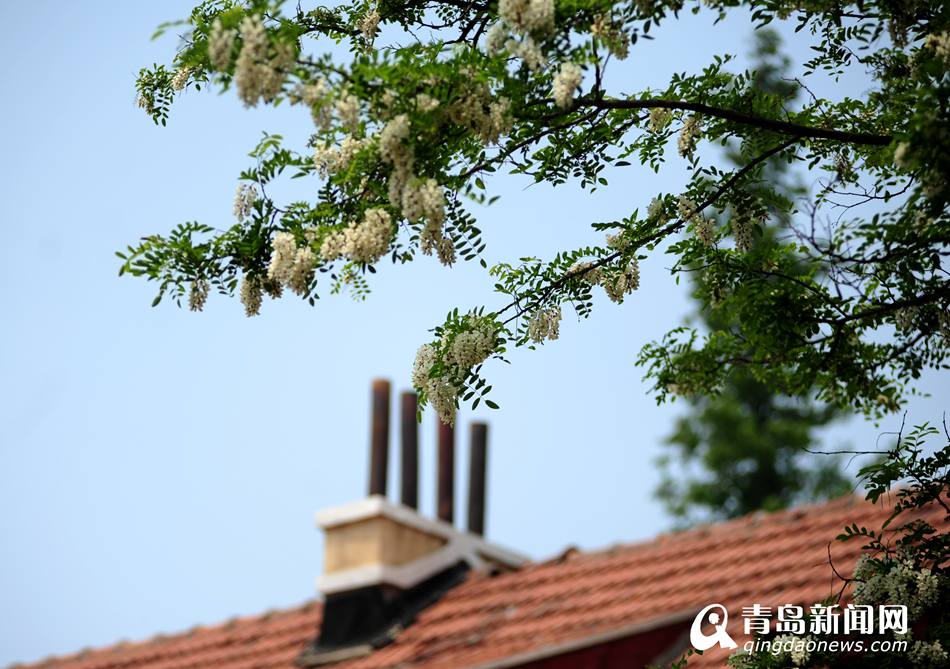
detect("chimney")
[299,381,525,666]
[368,380,390,497]
[467,422,488,536]
[400,392,418,509]
[437,420,454,524]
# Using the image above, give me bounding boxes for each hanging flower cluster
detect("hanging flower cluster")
[412,344,459,425]
[925,31,950,64]
[233,15,295,107]
[678,195,714,246]
[601,260,640,304]
[313,135,367,178]
[569,256,641,304]
[335,91,361,131]
[647,196,667,222]
[189,279,209,312]
[233,183,258,221]
[171,67,190,91]
[296,78,333,130]
[731,211,756,253]
[207,19,236,71]
[649,108,672,132]
[319,208,394,265]
[446,83,512,145]
[552,62,582,109]
[412,315,499,424]
[590,13,630,60]
[853,555,943,619]
[528,305,562,343]
[267,231,314,295]
[378,115,455,265]
[239,275,263,317]
[678,115,702,158]
[359,8,380,48]
[484,0,555,70]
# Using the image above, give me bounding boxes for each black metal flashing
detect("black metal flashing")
[296,562,470,667]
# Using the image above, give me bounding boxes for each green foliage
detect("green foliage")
[123,0,950,424]
[732,421,950,668]
[656,30,851,524]
[657,368,851,521]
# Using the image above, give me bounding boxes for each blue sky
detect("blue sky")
[0,2,946,666]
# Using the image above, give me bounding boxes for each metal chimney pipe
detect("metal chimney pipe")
[368,379,391,497]
[437,419,455,524]
[400,391,419,509]
[467,422,488,536]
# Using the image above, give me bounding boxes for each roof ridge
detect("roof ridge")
[533,491,867,567]
[8,600,321,669]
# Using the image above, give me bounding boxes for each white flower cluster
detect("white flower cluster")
[732,212,755,253]
[208,18,236,71]
[649,108,672,132]
[412,318,498,425]
[412,344,458,425]
[569,257,641,303]
[678,115,702,158]
[853,555,944,619]
[894,141,913,169]
[552,62,582,109]
[335,91,360,131]
[171,67,191,91]
[925,31,950,64]
[415,93,440,113]
[505,36,546,70]
[378,115,455,265]
[320,208,394,264]
[499,0,555,34]
[189,279,209,312]
[233,183,258,221]
[569,260,602,284]
[528,306,561,343]
[267,231,315,295]
[590,14,630,60]
[694,217,714,247]
[239,274,263,317]
[601,260,640,303]
[678,195,713,246]
[485,0,555,70]
[909,640,948,668]
[446,325,496,371]
[360,9,380,48]
[297,78,332,130]
[234,15,293,107]
[447,87,512,145]
[647,196,667,222]
[314,136,366,178]
[485,22,508,55]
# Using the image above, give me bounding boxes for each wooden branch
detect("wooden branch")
[494,136,803,325]
[580,97,893,147]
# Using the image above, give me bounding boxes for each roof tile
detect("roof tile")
[13,495,944,669]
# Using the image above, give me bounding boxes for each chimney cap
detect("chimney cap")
[315,495,527,595]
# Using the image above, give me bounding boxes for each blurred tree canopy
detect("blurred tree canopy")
[656,30,851,523]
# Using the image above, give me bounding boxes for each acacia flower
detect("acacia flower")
[552,62,582,109]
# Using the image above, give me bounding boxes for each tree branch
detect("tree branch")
[494,136,803,325]
[578,97,893,147]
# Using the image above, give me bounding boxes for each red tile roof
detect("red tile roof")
[12,493,943,669]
